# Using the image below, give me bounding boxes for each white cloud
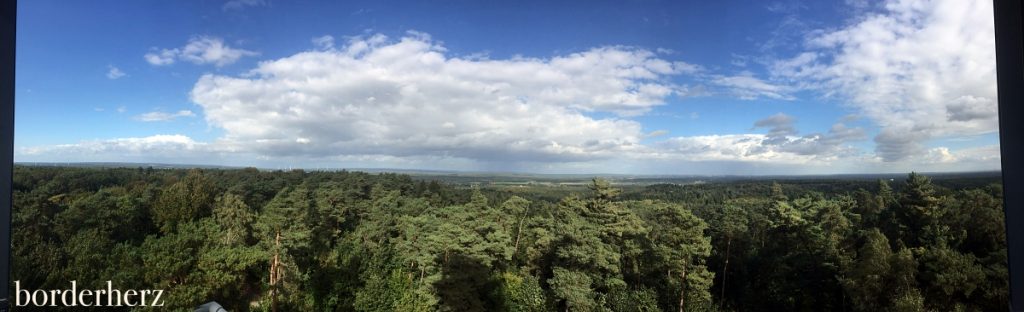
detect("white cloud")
[772,0,997,161]
[857,144,1000,173]
[135,110,195,122]
[730,54,749,67]
[845,0,872,11]
[753,113,798,141]
[646,135,849,165]
[17,118,990,174]
[672,61,703,74]
[923,147,957,164]
[645,130,670,138]
[144,49,178,66]
[18,132,995,175]
[619,113,865,167]
[312,35,335,50]
[223,0,265,11]
[682,122,864,163]
[654,134,788,162]
[23,24,1001,174]
[778,123,867,157]
[180,36,258,67]
[19,135,205,158]
[948,144,1001,164]
[189,32,694,163]
[712,72,795,100]
[145,37,257,67]
[106,66,126,79]
[117,106,127,113]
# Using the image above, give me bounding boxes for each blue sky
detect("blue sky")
[14,0,1001,174]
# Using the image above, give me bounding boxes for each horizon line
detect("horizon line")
[13,161,1003,178]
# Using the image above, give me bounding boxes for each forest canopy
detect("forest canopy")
[10,166,1007,311]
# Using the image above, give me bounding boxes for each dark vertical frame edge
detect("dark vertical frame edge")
[994,0,1024,310]
[0,0,11,309]
[0,0,12,310]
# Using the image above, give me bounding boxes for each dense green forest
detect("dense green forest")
[10,166,1007,311]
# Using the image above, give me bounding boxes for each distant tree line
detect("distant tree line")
[10,166,1007,311]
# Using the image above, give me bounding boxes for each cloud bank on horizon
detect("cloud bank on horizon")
[15,0,1001,174]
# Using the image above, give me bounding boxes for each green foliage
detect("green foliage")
[495,271,546,312]
[549,267,597,311]
[9,167,1007,311]
[897,172,942,246]
[842,229,892,311]
[141,219,218,310]
[153,169,216,233]
[605,286,660,312]
[889,288,924,312]
[354,269,433,312]
[920,244,986,308]
[214,193,256,246]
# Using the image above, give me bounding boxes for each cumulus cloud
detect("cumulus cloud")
[753,113,797,144]
[772,0,997,161]
[23,23,1001,173]
[861,144,1000,173]
[949,144,1001,164]
[775,122,867,157]
[180,37,258,66]
[145,36,257,67]
[748,113,867,158]
[106,66,126,79]
[189,32,693,163]
[135,110,195,122]
[600,112,866,167]
[654,134,803,163]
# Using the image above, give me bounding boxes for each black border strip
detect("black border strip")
[994,0,1024,310]
[0,0,14,310]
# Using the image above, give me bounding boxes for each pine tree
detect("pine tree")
[256,186,315,311]
[898,172,941,246]
[153,169,216,233]
[842,228,892,311]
